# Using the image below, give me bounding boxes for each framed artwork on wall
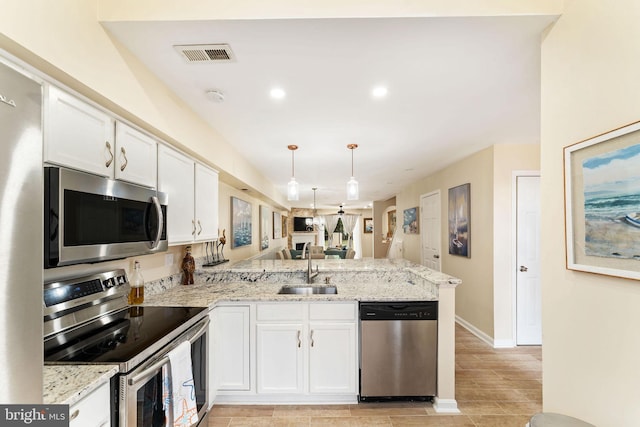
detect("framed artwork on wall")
[273,212,282,239]
[387,209,396,237]
[564,120,640,280]
[260,205,270,250]
[363,217,373,233]
[403,207,419,234]
[231,196,252,248]
[282,215,288,238]
[448,183,470,257]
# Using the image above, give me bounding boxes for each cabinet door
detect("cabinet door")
[210,306,251,398]
[114,122,157,188]
[69,382,110,427]
[256,323,304,394]
[158,145,195,244]
[194,164,219,241]
[44,85,115,178]
[308,322,357,394]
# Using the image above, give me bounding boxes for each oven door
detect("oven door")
[118,317,209,427]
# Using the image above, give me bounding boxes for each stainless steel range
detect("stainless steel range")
[43,269,209,427]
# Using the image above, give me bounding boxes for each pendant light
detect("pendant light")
[287,145,299,201]
[346,144,359,200]
[312,187,322,225]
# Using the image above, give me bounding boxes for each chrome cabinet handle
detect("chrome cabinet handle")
[150,196,163,249]
[310,330,314,348]
[520,265,528,272]
[192,220,196,236]
[120,147,128,171]
[105,141,114,168]
[197,220,202,236]
[297,330,301,348]
[70,409,79,421]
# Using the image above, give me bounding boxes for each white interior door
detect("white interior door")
[516,176,542,345]
[421,191,441,271]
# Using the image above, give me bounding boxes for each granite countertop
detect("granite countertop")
[143,279,438,308]
[43,365,118,405]
[43,258,460,404]
[222,258,461,288]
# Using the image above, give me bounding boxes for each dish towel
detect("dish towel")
[165,341,199,427]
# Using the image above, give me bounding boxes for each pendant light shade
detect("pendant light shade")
[287,145,299,201]
[346,144,359,201]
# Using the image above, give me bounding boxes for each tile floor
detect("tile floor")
[208,324,542,426]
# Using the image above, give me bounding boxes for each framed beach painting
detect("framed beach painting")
[564,121,640,280]
[363,217,373,233]
[403,207,419,234]
[231,197,252,248]
[273,212,282,239]
[448,183,470,257]
[260,205,270,250]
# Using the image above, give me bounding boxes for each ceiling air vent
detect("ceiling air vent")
[173,44,235,63]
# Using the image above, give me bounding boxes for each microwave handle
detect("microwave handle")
[150,196,164,249]
[128,317,209,386]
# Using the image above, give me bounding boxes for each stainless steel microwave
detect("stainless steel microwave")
[44,167,168,268]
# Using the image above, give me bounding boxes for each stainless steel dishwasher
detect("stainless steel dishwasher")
[359,301,437,400]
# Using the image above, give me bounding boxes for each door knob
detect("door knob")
[520,266,528,272]
[434,254,440,259]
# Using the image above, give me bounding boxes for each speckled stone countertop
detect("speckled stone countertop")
[44,258,460,404]
[144,258,460,307]
[43,365,118,405]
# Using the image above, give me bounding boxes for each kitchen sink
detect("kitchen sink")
[277,285,338,295]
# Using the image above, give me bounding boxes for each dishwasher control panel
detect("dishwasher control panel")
[359,301,438,321]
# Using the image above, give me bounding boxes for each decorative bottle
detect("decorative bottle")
[128,260,145,305]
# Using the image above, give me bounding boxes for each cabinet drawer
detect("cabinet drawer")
[257,303,304,321]
[309,303,356,321]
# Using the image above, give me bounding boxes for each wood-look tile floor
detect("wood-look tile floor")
[209,324,542,427]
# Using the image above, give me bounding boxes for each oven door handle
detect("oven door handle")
[128,317,210,386]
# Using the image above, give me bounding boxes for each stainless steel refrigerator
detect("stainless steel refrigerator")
[0,58,43,403]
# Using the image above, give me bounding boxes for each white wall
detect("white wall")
[541,1,640,425]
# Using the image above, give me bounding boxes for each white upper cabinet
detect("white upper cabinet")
[114,122,157,188]
[158,145,219,245]
[44,85,115,178]
[195,163,219,241]
[158,145,196,244]
[44,85,157,188]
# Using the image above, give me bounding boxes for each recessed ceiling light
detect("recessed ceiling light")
[372,86,388,98]
[205,89,225,103]
[270,88,286,99]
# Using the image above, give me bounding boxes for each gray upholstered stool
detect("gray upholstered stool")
[528,412,595,427]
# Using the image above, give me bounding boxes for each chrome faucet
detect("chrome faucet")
[303,242,319,284]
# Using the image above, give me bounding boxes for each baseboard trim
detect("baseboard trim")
[493,338,516,348]
[432,397,460,413]
[455,315,494,347]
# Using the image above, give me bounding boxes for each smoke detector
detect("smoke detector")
[174,44,235,63]
[206,89,225,103]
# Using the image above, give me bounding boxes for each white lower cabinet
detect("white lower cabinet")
[308,322,357,394]
[256,323,305,394]
[211,301,358,404]
[209,305,251,407]
[69,381,110,427]
[254,301,358,400]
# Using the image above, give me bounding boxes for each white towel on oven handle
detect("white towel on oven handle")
[166,340,199,427]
